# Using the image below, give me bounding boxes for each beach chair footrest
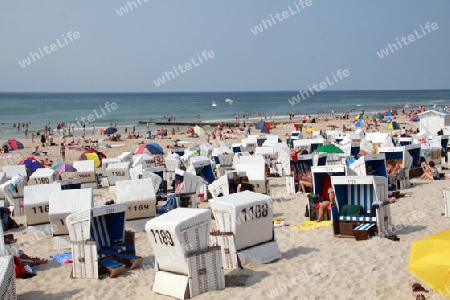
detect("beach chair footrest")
[99,258,126,278]
[114,253,143,270]
[353,223,376,241]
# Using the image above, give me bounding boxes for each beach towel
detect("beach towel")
[291,220,332,231]
[50,252,73,265]
[340,205,364,217]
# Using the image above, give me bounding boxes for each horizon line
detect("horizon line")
[0,88,450,94]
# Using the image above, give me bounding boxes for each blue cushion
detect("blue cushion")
[99,258,123,269]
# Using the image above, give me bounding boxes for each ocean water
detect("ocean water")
[0,90,449,139]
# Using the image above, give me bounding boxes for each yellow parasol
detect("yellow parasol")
[407,230,450,296]
[306,127,318,132]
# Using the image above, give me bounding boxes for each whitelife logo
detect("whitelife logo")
[250,0,313,35]
[18,31,81,68]
[153,50,215,87]
[376,22,439,58]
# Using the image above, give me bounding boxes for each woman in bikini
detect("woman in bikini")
[420,161,439,180]
[317,187,336,222]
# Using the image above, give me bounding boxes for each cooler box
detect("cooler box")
[209,191,273,251]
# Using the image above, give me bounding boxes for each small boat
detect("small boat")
[225,98,234,106]
[212,101,217,107]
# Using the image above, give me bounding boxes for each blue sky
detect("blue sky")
[0,0,449,92]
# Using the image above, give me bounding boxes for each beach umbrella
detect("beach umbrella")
[315,145,344,154]
[306,127,317,132]
[104,127,117,135]
[302,115,308,120]
[355,119,365,127]
[134,145,152,155]
[408,230,450,296]
[51,164,77,173]
[385,111,392,117]
[373,113,384,119]
[256,120,265,129]
[145,142,164,155]
[78,149,106,167]
[97,128,106,134]
[18,157,45,172]
[387,121,400,130]
[194,125,206,136]
[3,139,24,150]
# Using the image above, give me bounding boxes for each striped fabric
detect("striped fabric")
[347,184,375,213]
[91,215,110,248]
[354,223,375,231]
[91,214,126,249]
[339,216,377,222]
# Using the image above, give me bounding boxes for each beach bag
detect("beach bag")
[179,194,190,208]
[13,256,26,278]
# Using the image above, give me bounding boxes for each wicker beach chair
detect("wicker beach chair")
[331,176,393,240]
[67,203,140,279]
[209,191,281,269]
[115,178,156,231]
[29,168,57,185]
[106,162,131,186]
[145,208,224,299]
[0,256,16,300]
[49,189,93,250]
[24,183,61,227]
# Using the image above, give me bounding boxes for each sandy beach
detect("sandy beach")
[2,114,449,300]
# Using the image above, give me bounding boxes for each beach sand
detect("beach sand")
[4,115,449,300]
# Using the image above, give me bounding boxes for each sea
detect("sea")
[0,90,449,139]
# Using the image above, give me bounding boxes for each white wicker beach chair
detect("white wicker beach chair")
[1,179,26,216]
[176,169,203,209]
[117,152,133,164]
[101,158,121,176]
[24,183,61,227]
[145,208,224,299]
[132,153,155,169]
[73,160,97,187]
[164,157,180,189]
[2,165,27,181]
[106,162,131,186]
[115,178,156,231]
[208,175,229,198]
[67,203,139,279]
[331,176,393,240]
[49,188,93,250]
[236,155,267,194]
[29,168,57,185]
[209,191,281,269]
[0,256,16,300]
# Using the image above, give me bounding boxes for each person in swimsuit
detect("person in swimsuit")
[237,176,254,192]
[317,187,336,222]
[420,161,439,180]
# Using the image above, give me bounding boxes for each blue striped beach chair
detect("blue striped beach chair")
[331,176,392,239]
[67,203,140,278]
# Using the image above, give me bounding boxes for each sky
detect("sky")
[1,0,449,92]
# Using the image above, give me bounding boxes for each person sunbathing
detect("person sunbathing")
[298,166,312,194]
[317,187,336,222]
[420,161,439,180]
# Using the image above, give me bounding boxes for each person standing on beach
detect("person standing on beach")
[92,125,95,135]
[60,143,66,163]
